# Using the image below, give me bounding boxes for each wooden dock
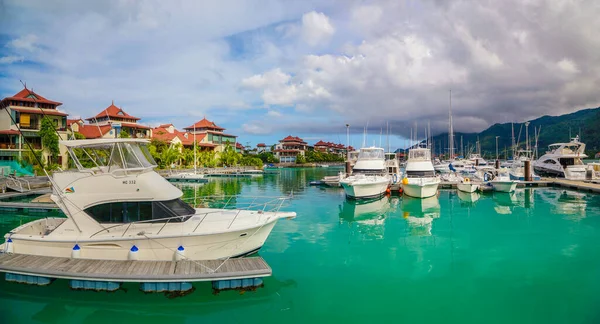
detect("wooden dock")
[549,178,600,193]
[438,180,552,189]
[0,253,271,283]
[0,201,60,212]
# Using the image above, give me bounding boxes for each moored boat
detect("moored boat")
[1,139,295,261]
[402,146,440,198]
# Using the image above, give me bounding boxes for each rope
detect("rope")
[141,213,273,274]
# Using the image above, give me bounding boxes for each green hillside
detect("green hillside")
[431,106,600,159]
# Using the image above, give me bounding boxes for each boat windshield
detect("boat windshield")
[70,142,157,173]
[358,148,384,160]
[408,149,431,161]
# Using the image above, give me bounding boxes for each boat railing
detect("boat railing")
[89,195,293,238]
[184,194,292,213]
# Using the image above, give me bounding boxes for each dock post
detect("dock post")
[524,160,531,181]
[345,161,352,175]
[495,159,500,169]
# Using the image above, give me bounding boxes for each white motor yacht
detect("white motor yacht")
[402,146,440,198]
[165,125,207,183]
[340,147,390,199]
[1,139,296,261]
[533,136,587,180]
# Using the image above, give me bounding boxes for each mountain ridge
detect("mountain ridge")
[429,106,600,159]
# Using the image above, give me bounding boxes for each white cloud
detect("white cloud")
[301,11,335,46]
[242,122,272,135]
[557,58,579,74]
[267,110,283,117]
[9,34,38,52]
[0,56,24,64]
[351,5,383,30]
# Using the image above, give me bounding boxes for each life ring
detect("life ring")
[464,178,470,183]
[392,174,398,184]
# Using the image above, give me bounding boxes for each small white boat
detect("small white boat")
[1,139,296,261]
[477,168,518,193]
[166,172,207,183]
[457,178,479,193]
[340,147,391,199]
[402,146,440,198]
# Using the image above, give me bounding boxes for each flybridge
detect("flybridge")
[63,138,157,173]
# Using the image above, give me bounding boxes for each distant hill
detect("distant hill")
[430,106,600,159]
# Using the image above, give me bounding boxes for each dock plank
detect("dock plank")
[0,253,271,282]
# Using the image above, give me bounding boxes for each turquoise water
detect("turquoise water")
[2,168,600,323]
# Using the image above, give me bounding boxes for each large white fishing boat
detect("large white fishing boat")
[340,147,390,199]
[1,139,295,261]
[533,136,587,180]
[402,146,440,198]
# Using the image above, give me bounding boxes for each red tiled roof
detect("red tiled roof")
[184,117,225,131]
[77,125,112,139]
[11,107,68,116]
[152,127,211,147]
[274,149,301,153]
[0,130,20,135]
[67,119,83,126]
[158,123,173,128]
[119,122,150,129]
[281,135,306,144]
[86,102,140,121]
[204,130,237,137]
[235,143,244,149]
[3,88,62,106]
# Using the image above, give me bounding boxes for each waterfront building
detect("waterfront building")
[82,102,151,139]
[274,135,307,163]
[0,87,69,168]
[151,124,216,151]
[183,117,237,152]
[314,140,352,156]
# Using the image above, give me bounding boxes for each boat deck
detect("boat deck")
[0,253,272,282]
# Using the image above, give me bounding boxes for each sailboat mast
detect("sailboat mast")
[193,124,197,173]
[448,90,454,160]
[511,122,515,159]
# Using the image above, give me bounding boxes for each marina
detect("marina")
[2,168,600,323]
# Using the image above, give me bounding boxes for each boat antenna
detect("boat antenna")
[379,127,382,148]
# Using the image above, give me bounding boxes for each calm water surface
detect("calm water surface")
[2,167,600,323]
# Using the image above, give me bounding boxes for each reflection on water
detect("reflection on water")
[338,196,394,239]
[538,189,588,221]
[401,196,441,236]
[457,191,480,206]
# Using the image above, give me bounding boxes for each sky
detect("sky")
[0,0,599,149]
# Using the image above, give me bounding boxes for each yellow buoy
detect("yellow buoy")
[402,177,409,185]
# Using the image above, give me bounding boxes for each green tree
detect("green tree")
[39,117,60,165]
[73,132,86,139]
[296,154,306,164]
[220,144,241,167]
[119,130,130,138]
[257,152,279,163]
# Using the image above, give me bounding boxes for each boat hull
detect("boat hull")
[457,182,479,193]
[491,181,518,193]
[4,219,278,261]
[340,180,389,199]
[402,182,439,198]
